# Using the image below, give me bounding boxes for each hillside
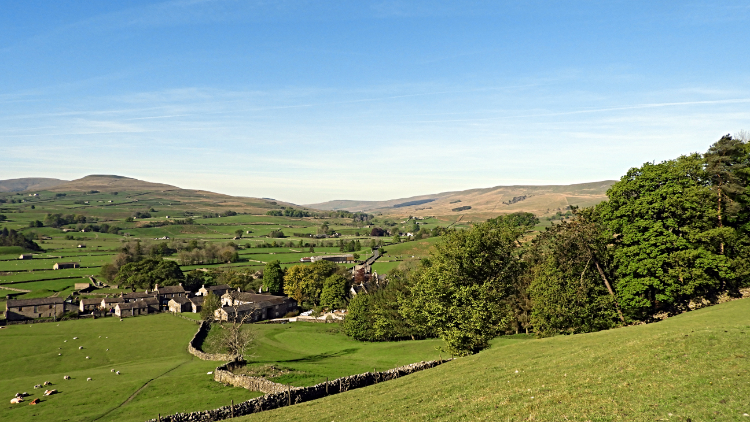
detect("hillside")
[306,181,616,219]
[0,177,67,192]
[238,298,750,422]
[46,175,179,192]
[29,175,297,215]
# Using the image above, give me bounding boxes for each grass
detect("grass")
[234,298,750,422]
[0,314,260,422]
[204,322,448,387]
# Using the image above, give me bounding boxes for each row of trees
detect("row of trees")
[344,135,750,357]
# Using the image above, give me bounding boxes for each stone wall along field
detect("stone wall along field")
[145,359,450,422]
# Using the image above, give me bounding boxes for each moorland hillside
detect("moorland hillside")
[306,180,616,219]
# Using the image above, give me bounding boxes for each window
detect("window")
[34,306,38,313]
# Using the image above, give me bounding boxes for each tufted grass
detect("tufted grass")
[235,298,750,422]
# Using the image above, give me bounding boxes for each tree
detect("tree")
[114,258,184,290]
[704,134,748,254]
[200,291,221,320]
[404,220,524,356]
[527,212,622,336]
[343,294,374,341]
[262,260,284,295]
[370,227,386,236]
[234,229,244,239]
[283,260,339,306]
[598,154,734,319]
[320,274,348,309]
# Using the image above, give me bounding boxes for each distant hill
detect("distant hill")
[0,177,67,192]
[47,175,179,192]
[306,181,617,218]
[36,174,296,215]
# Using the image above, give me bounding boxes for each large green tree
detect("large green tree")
[320,274,348,309]
[598,154,734,319]
[404,219,524,356]
[527,212,622,336]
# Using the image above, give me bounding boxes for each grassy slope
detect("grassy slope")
[237,298,750,422]
[0,314,260,422]
[205,322,448,387]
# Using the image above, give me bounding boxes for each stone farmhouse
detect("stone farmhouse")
[4,297,69,321]
[18,254,32,260]
[216,291,297,322]
[154,284,187,310]
[168,297,192,313]
[79,298,102,313]
[115,301,150,317]
[189,296,204,313]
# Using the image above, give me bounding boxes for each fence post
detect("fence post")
[158,413,161,422]
[326,377,328,395]
[288,384,291,406]
[231,399,234,418]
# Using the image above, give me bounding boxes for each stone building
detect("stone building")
[168,297,192,313]
[196,284,231,297]
[115,301,148,317]
[5,297,65,321]
[218,292,296,321]
[154,284,188,310]
[79,298,101,313]
[121,291,157,302]
[189,296,204,313]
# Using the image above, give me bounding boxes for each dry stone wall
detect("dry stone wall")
[187,321,238,362]
[145,359,450,422]
[213,361,290,394]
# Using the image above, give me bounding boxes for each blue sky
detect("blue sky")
[1,1,749,204]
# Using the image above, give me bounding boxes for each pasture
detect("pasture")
[205,322,448,387]
[235,298,750,422]
[0,314,259,422]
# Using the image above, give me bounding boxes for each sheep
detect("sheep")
[63,376,70,380]
[10,397,23,404]
[44,389,57,396]
[86,377,92,381]
[33,384,41,389]
[111,369,115,372]
[29,398,40,405]
[73,337,78,340]
[85,356,90,359]
[115,371,120,375]
[78,346,83,350]
[43,381,51,386]
[58,353,61,356]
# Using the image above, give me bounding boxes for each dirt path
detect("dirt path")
[91,359,191,421]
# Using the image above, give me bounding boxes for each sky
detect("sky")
[1,1,749,204]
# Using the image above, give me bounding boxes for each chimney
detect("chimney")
[155,284,159,291]
[179,283,183,288]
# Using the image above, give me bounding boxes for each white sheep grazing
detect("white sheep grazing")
[111,369,115,372]
[10,397,23,404]
[58,353,61,356]
[73,337,78,340]
[33,385,41,389]
[63,376,70,380]
[85,356,90,359]
[43,381,51,386]
[86,377,92,381]
[64,340,67,343]
[78,346,83,350]
[115,371,120,375]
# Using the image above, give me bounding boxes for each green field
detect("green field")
[205,322,447,387]
[0,314,260,422]
[234,298,750,422]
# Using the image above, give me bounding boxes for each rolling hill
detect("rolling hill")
[0,177,67,192]
[306,181,617,219]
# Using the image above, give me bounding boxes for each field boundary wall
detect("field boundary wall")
[145,359,451,422]
[187,320,238,362]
